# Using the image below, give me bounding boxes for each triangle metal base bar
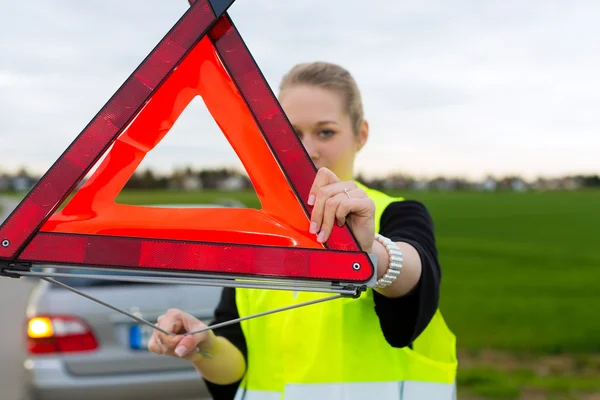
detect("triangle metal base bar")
[7,268,368,295]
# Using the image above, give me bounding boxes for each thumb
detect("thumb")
[174,322,210,358]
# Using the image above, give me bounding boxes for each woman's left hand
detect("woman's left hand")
[307,167,376,253]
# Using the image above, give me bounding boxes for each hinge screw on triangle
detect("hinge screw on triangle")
[352,262,361,271]
[1,240,9,248]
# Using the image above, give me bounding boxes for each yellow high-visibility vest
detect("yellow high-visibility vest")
[234,183,458,399]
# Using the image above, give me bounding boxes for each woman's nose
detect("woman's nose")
[301,137,319,161]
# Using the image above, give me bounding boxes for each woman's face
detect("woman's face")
[279,84,368,182]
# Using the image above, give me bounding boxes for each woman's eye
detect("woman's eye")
[319,129,335,138]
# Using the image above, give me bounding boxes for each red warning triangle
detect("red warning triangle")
[0,0,375,287]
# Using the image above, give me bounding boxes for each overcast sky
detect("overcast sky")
[1,0,598,181]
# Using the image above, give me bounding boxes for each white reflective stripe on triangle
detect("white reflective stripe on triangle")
[283,382,402,400]
[401,380,456,400]
[234,388,281,400]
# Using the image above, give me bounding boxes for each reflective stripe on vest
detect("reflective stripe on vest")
[235,183,458,398]
[233,389,280,400]
[235,381,457,400]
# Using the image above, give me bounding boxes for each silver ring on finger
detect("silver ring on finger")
[344,188,351,199]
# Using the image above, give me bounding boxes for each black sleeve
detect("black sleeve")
[203,287,246,400]
[373,200,442,348]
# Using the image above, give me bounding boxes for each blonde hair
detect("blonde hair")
[279,62,364,135]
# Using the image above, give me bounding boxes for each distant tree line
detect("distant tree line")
[355,172,600,192]
[0,165,599,192]
[577,175,600,187]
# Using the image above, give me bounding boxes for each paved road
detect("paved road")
[0,197,36,400]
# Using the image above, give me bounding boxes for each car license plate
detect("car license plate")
[129,324,154,350]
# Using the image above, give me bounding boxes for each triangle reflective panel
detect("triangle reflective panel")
[0,0,376,294]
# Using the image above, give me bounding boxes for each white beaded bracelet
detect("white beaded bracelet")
[373,233,403,289]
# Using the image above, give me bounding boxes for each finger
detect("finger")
[320,189,369,243]
[335,197,373,227]
[174,316,210,358]
[148,321,176,355]
[318,193,346,243]
[174,332,208,359]
[151,315,165,348]
[310,181,358,236]
[164,309,186,334]
[148,333,163,355]
[154,310,184,351]
[334,189,367,227]
[307,168,340,206]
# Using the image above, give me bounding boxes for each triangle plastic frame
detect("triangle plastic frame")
[0,0,376,293]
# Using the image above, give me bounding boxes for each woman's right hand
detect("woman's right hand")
[148,308,214,361]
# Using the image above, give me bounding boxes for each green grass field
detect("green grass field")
[415,190,600,355]
[3,188,600,398]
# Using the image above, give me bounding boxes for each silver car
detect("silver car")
[21,267,222,400]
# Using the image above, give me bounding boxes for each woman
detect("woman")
[148,62,458,399]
